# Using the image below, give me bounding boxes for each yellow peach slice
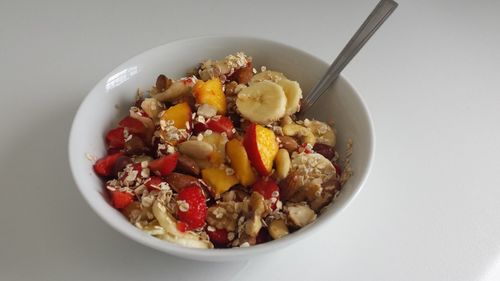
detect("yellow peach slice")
[226,139,256,187]
[202,167,239,195]
[193,78,227,114]
[160,102,192,129]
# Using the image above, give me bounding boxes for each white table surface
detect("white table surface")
[1,0,500,280]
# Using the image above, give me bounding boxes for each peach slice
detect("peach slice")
[243,123,279,176]
[160,102,192,129]
[192,78,226,114]
[202,167,239,196]
[226,139,256,187]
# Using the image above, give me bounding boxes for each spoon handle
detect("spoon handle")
[300,0,398,113]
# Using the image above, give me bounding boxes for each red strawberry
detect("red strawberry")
[207,228,229,247]
[119,116,145,134]
[251,178,280,210]
[110,190,134,209]
[105,127,125,149]
[206,116,235,138]
[93,152,124,177]
[176,221,188,233]
[176,185,207,230]
[144,176,163,191]
[149,153,179,176]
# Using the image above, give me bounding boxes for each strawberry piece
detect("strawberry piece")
[176,221,188,233]
[206,116,234,138]
[105,127,125,149]
[144,176,163,191]
[176,185,207,230]
[110,190,134,209]
[251,178,280,209]
[119,116,145,134]
[149,153,179,176]
[93,152,124,177]
[207,228,229,247]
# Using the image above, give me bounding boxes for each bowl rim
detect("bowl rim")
[68,35,375,259]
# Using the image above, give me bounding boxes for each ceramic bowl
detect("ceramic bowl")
[68,36,374,262]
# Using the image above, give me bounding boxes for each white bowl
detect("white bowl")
[68,36,374,262]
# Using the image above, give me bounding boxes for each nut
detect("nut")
[244,216,262,237]
[111,156,132,178]
[289,184,321,203]
[224,81,238,96]
[279,172,303,200]
[164,172,200,192]
[277,135,299,152]
[178,140,213,159]
[268,219,289,240]
[176,154,200,176]
[141,98,165,121]
[155,74,172,92]
[132,154,153,163]
[152,79,193,102]
[275,148,291,180]
[234,61,253,84]
[242,192,266,237]
[206,202,240,231]
[283,123,316,145]
[305,120,336,146]
[286,202,317,228]
[247,191,266,217]
[310,178,340,211]
[124,135,147,156]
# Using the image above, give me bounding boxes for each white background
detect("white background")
[1,0,499,280]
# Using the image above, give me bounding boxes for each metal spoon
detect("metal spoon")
[300,0,398,113]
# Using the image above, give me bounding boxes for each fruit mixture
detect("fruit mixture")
[93,53,350,249]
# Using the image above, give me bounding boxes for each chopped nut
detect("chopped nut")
[206,202,240,231]
[286,202,317,228]
[277,135,299,153]
[164,172,200,192]
[283,123,316,145]
[268,219,289,240]
[178,140,214,160]
[176,154,200,176]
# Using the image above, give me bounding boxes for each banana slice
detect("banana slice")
[236,81,287,125]
[304,120,336,146]
[250,70,287,83]
[277,79,302,115]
